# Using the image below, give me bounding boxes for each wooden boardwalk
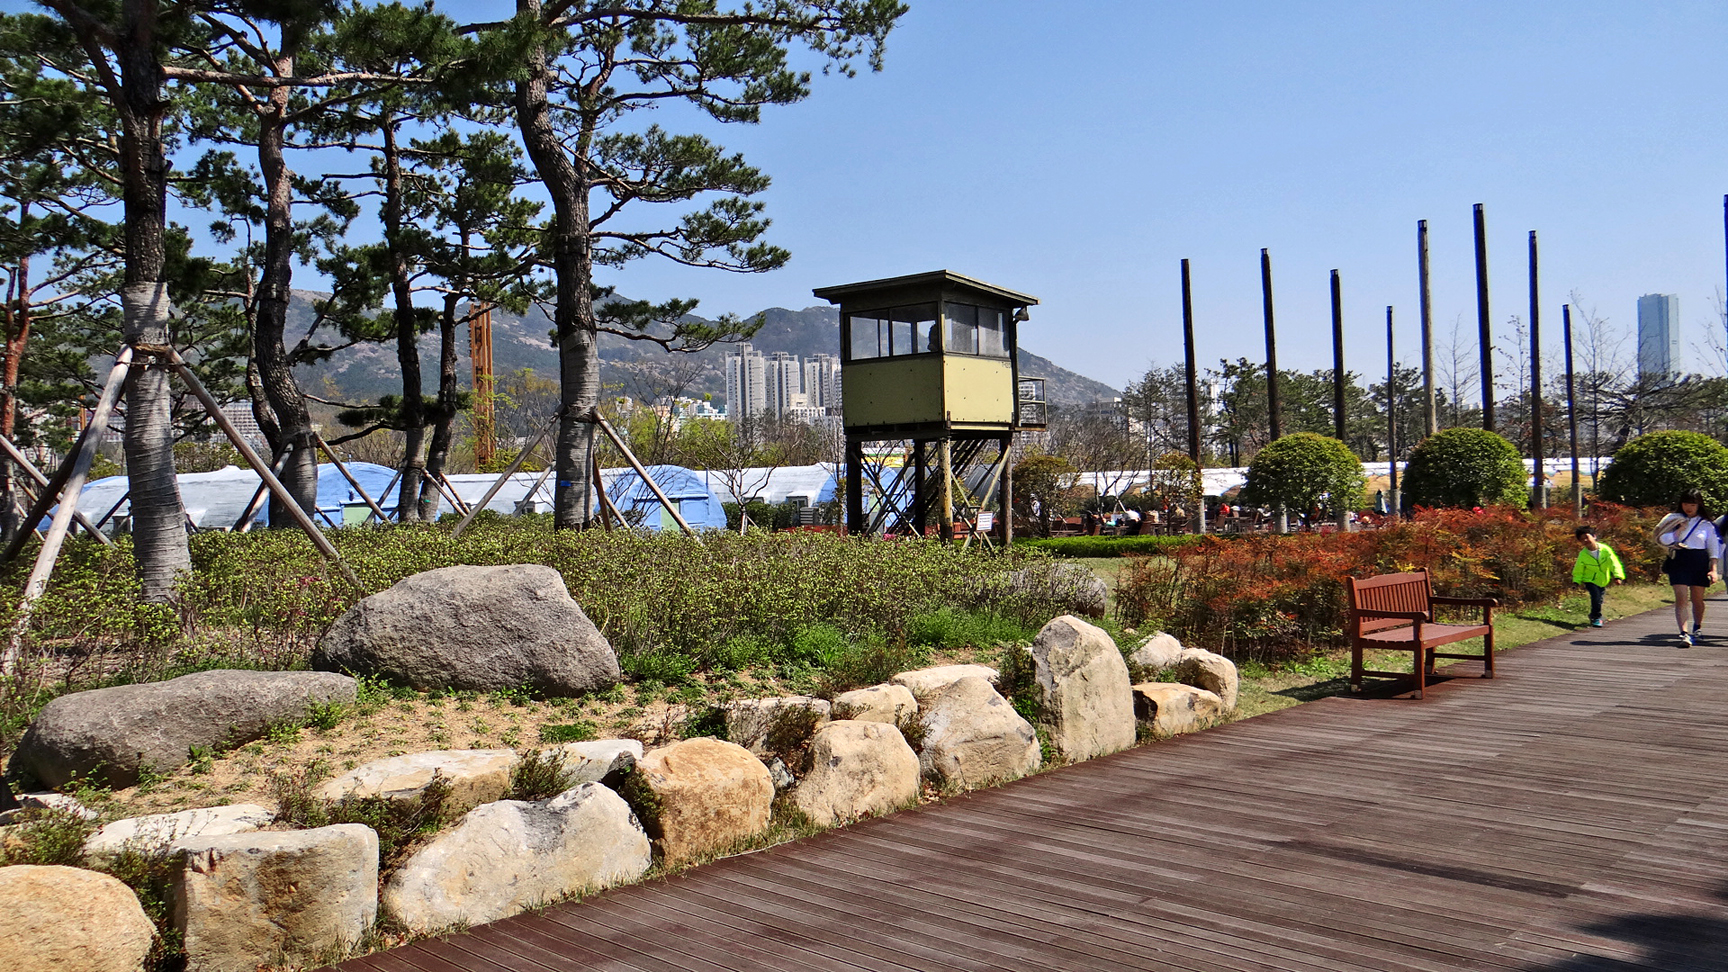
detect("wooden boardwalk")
[331,605,1728,972]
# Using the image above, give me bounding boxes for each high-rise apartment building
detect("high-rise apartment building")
[802,353,841,411]
[1637,293,1681,380]
[764,351,803,416]
[725,343,767,418]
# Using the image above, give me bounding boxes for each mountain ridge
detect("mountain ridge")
[288,292,1121,407]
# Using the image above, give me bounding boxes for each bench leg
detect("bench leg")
[1350,644,1363,693]
[1414,649,1425,700]
[1483,624,1496,678]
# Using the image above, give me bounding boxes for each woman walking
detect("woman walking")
[1654,489,1720,647]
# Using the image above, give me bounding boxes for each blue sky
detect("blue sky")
[18,1,1728,390]
[590,0,1728,390]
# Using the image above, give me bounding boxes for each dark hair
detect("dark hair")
[1674,489,1712,520]
[1574,525,1596,540]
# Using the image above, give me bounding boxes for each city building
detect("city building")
[724,343,767,418]
[1637,293,1681,380]
[802,353,841,411]
[764,351,802,416]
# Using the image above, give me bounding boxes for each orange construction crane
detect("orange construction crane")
[469,302,496,468]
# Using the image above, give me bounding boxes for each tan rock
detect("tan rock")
[1030,615,1136,762]
[0,864,155,972]
[314,749,519,814]
[174,824,378,972]
[383,783,651,933]
[536,738,642,784]
[890,664,1000,702]
[792,721,920,827]
[917,676,1041,788]
[723,696,830,757]
[1172,648,1239,711]
[831,683,918,724]
[634,738,772,865]
[1128,631,1185,673]
[1131,682,1224,736]
[84,804,274,861]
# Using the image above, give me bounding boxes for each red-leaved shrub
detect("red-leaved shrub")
[1116,503,1662,661]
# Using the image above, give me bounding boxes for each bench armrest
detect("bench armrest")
[1431,596,1499,607]
[1353,609,1429,621]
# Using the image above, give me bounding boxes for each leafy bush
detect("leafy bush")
[1014,535,1207,558]
[1596,430,1728,510]
[0,525,1084,756]
[509,749,573,801]
[539,721,598,743]
[1239,432,1365,515]
[1114,502,1660,660]
[1402,428,1527,508]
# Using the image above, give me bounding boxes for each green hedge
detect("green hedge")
[1015,535,1209,558]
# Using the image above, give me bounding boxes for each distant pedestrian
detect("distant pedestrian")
[1654,489,1720,647]
[1571,525,1625,628]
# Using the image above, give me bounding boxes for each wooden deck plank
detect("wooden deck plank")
[327,600,1728,972]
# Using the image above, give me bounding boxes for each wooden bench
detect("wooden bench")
[1346,569,1499,699]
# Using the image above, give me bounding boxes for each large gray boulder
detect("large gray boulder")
[10,670,356,788]
[1030,615,1136,762]
[890,664,999,704]
[313,564,620,696]
[0,865,156,972]
[175,824,378,972]
[383,783,651,933]
[917,676,1041,788]
[791,720,920,827]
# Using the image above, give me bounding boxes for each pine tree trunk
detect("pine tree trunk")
[419,295,460,521]
[115,3,189,600]
[514,0,597,530]
[381,124,425,521]
[252,71,318,525]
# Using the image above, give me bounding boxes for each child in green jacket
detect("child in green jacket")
[1572,525,1626,627]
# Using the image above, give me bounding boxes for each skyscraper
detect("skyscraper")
[725,343,767,418]
[1637,293,1681,380]
[764,351,802,416]
[802,353,841,411]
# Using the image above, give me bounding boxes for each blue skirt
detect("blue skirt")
[1665,547,1714,588]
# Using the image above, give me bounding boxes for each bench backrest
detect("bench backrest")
[1346,570,1434,635]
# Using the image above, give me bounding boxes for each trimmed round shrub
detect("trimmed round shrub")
[1239,433,1365,514]
[1596,430,1728,510]
[1402,428,1526,508]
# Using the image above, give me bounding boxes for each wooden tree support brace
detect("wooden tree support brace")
[162,349,361,591]
[592,413,699,539]
[314,434,388,525]
[365,467,404,527]
[451,414,558,540]
[1,404,108,567]
[233,446,294,533]
[0,435,112,546]
[4,348,132,674]
[592,453,620,531]
[432,473,471,517]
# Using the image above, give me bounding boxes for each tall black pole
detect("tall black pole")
[1474,203,1495,432]
[1181,258,1205,535]
[1563,304,1582,519]
[1331,269,1346,443]
[1529,230,1544,509]
[1387,305,1398,518]
[1261,248,1282,441]
[1418,219,1437,436]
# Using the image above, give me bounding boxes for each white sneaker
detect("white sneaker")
[1681,630,1694,648]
